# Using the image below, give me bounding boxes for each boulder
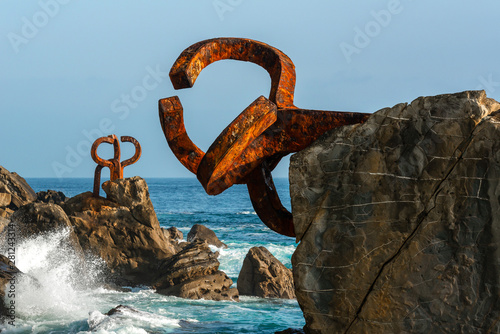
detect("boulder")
[289,91,500,333]
[36,190,66,205]
[187,224,227,249]
[0,254,20,323]
[62,177,178,286]
[153,241,239,301]
[0,166,36,210]
[9,202,83,256]
[275,329,305,334]
[163,226,183,242]
[237,246,295,299]
[101,176,158,228]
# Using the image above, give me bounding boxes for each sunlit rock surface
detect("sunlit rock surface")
[290,91,500,333]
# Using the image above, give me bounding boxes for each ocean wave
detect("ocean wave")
[235,211,257,215]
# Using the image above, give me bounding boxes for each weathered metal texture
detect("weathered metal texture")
[91,134,142,197]
[160,37,371,237]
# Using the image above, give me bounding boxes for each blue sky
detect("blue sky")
[1,1,500,179]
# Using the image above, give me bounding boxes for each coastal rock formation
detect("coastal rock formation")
[289,91,500,333]
[0,254,20,322]
[187,224,227,249]
[153,241,239,301]
[237,246,295,299]
[163,226,183,242]
[0,165,36,218]
[36,190,66,205]
[62,177,177,286]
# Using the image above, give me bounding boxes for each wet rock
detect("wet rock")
[0,254,21,323]
[238,246,295,299]
[0,166,36,210]
[36,190,66,205]
[9,202,83,256]
[153,241,239,301]
[62,177,177,286]
[187,224,227,249]
[290,91,500,333]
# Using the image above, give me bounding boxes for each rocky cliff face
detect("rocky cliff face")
[61,177,178,286]
[289,91,500,333]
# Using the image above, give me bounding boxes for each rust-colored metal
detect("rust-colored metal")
[160,37,371,237]
[91,134,142,197]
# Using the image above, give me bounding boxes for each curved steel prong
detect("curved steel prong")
[121,136,142,168]
[169,37,296,108]
[246,162,295,237]
[197,96,277,195]
[159,96,205,174]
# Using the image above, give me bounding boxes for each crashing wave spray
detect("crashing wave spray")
[2,227,106,323]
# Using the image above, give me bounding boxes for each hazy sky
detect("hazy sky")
[1,1,500,179]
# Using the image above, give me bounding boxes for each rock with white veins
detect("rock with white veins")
[289,91,500,333]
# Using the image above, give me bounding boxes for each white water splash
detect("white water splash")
[9,228,106,321]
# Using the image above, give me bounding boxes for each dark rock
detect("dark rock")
[0,254,21,323]
[105,304,138,316]
[0,165,36,210]
[275,329,305,334]
[187,224,227,249]
[289,91,500,333]
[237,246,295,299]
[62,178,177,286]
[36,190,66,205]
[163,226,183,242]
[9,202,83,256]
[153,241,238,301]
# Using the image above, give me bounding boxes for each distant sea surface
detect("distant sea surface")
[1,177,304,334]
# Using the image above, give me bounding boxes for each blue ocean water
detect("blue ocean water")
[1,178,304,334]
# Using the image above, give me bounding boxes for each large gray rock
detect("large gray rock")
[153,241,239,301]
[0,166,36,210]
[289,91,500,333]
[62,177,177,286]
[237,246,295,299]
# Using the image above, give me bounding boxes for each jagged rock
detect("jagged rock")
[153,241,239,301]
[62,177,177,286]
[0,193,11,207]
[0,254,21,323]
[289,91,500,333]
[163,226,183,242]
[101,176,158,228]
[0,208,13,220]
[0,217,8,235]
[36,190,66,205]
[9,202,83,256]
[238,246,295,299]
[0,166,36,210]
[187,224,227,249]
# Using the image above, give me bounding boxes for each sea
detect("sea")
[0,177,304,334]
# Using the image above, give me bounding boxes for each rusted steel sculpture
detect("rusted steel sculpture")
[160,38,370,237]
[91,134,141,197]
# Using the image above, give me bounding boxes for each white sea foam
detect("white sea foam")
[87,306,180,333]
[9,228,106,321]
